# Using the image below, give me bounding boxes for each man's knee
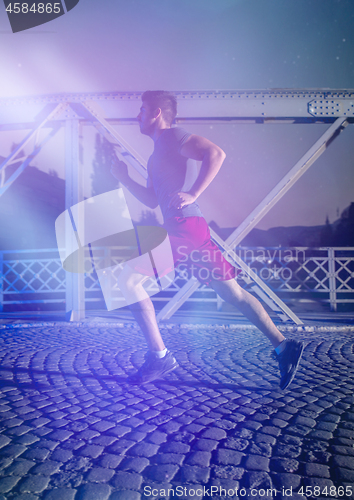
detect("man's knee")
[116,267,147,294]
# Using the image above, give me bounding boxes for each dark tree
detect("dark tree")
[137,210,160,226]
[320,215,333,246]
[333,202,354,246]
[91,134,119,196]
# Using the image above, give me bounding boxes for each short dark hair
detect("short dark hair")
[141,90,177,125]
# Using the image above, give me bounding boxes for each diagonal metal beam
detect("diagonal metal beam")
[156,228,303,324]
[157,117,348,323]
[80,101,148,179]
[0,103,67,198]
[209,229,303,324]
[0,124,62,198]
[224,117,348,248]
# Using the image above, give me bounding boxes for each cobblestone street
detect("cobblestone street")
[0,321,353,500]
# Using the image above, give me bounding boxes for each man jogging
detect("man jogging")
[110,90,303,390]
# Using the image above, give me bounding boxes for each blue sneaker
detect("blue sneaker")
[275,339,304,390]
[129,350,178,384]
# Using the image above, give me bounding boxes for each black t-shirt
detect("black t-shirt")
[147,127,203,221]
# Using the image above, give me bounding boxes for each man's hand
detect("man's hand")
[110,158,158,209]
[168,191,197,209]
[110,159,129,184]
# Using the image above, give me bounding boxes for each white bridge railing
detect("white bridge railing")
[1,247,353,313]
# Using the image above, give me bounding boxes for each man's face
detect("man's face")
[137,101,156,136]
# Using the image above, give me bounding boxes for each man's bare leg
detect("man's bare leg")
[116,266,178,384]
[125,275,284,351]
[128,297,178,384]
[118,268,301,388]
[117,266,165,351]
[209,278,285,348]
[209,278,304,389]
[129,297,165,351]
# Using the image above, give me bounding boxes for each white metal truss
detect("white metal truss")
[0,90,353,322]
[0,88,353,114]
[156,117,348,323]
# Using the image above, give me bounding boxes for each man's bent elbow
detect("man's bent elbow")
[145,187,158,209]
[146,197,159,209]
[149,200,159,209]
[218,147,226,162]
[211,146,226,163]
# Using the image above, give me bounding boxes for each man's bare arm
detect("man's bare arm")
[168,134,226,209]
[111,160,158,209]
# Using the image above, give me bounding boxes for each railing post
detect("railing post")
[328,248,337,312]
[0,251,3,312]
[65,118,85,322]
[216,295,223,311]
[104,247,112,311]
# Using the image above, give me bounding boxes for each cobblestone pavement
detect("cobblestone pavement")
[0,322,353,500]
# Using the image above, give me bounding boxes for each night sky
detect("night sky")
[0,0,353,230]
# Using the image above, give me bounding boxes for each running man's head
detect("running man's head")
[138,91,177,136]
